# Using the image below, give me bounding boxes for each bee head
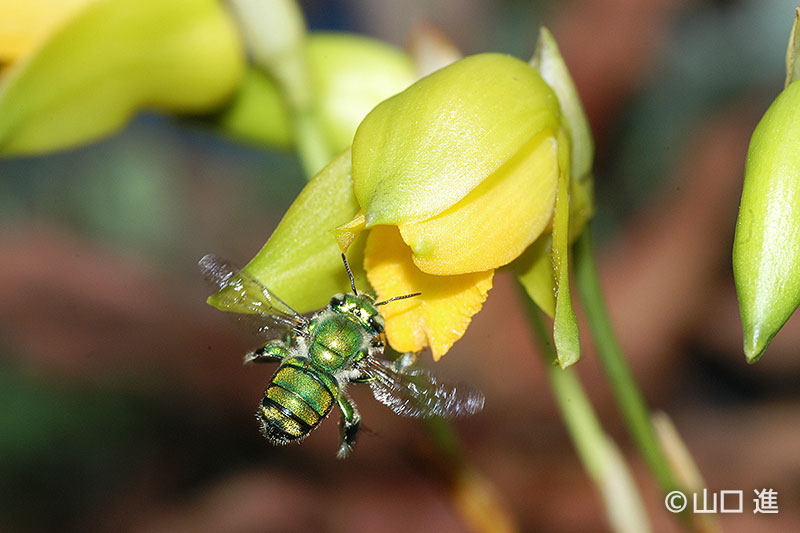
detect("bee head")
[329,292,384,335]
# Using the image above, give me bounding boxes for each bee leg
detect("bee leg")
[244,341,288,364]
[336,393,361,459]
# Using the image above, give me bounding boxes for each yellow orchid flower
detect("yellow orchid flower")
[215,28,594,366]
[335,50,579,362]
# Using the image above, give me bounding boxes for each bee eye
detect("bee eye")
[330,294,344,307]
[368,314,385,333]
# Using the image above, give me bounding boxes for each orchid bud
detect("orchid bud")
[733,9,800,362]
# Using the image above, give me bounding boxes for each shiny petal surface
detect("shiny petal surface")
[399,135,558,275]
[352,53,560,226]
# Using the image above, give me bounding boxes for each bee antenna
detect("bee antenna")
[341,253,358,295]
[375,292,422,306]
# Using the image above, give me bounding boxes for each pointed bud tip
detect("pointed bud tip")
[743,325,770,364]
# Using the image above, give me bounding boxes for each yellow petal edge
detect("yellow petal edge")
[364,225,493,360]
[399,134,558,275]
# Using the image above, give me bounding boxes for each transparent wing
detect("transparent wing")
[360,357,484,419]
[199,253,309,340]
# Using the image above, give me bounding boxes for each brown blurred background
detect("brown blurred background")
[2,0,800,531]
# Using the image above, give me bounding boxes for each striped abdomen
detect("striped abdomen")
[257,357,338,444]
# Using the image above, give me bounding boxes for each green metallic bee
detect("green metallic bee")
[200,253,484,458]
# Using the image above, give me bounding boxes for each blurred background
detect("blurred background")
[2,0,800,531]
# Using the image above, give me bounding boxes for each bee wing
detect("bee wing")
[360,357,484,419]
[199,254,310,340]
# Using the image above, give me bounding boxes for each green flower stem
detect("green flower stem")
[521,287,650,533]
[228,0,334,179]
[525,301,607,476]
[573,228,679,494]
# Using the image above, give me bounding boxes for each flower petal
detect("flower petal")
[399,134,558,275]
[364,225,493,360]
[352,53,561,226]
[331,210,366,252]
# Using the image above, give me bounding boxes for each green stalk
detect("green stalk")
[294,109,336,179]
[573,228,678,493]
[521,287,650,533]
[228,0,334,179]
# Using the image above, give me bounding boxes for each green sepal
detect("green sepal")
[530,26,594,184]
[516,131,580,365]
[786,8,800,87]
[551,128,580,368]
[208,149,367,315]
[513,234,556,318]
[515,27,594,337]
[352,53,561,226]
[0,0,244,157]
[733,80,800,362]
[512,161,594,314]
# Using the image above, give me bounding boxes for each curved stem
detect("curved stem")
[521,286,651,533]
[573,228,679,493]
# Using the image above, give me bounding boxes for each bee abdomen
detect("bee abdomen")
[257,359,337,445]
